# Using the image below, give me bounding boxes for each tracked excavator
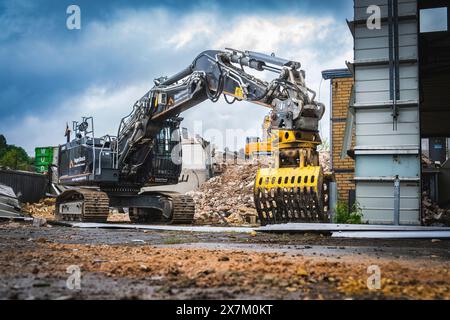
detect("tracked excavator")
[245,115,274,159]
[55,48,327,225]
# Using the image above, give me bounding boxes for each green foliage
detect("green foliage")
[334,201,363,224]
[0,134,33,170]
[0,135,6,150]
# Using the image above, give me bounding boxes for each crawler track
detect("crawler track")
[55,189,110,223]
[168,193,196,224]
[130,192,195,224]
[56,189,195,225]
[129,192,195,225]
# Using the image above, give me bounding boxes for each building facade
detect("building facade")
[322,69,356,205]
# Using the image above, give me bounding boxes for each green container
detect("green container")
[35,147,55,173]
[35,155,53,166]
[35,147,54,158]
[35,165,49,173]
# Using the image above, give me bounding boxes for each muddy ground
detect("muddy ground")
[0,220,449,300]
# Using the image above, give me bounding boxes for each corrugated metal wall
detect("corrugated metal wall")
[353,0,421,224]
[0,170,47,203]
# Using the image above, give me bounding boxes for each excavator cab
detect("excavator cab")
[144,120,182,186]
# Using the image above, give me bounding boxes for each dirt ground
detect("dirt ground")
[0,220,449,300]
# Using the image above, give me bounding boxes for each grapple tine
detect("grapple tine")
[255,188,265,224]
[283,188,290,222]
[267,187,277,224]
[294,187,305,221]
[289,187,298,220]
[276,187,286,223]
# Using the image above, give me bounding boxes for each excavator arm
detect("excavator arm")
[116,49,325,189]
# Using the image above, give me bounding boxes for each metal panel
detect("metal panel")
[353,0,420,225]
[0,170,47,203]
[258,223,450,232]
[355,79,418,102]
[355,65,418,105]
[355,19,417,39]
[355,63,417,81]
[355,78,417,92]
[355,0,417,20]
[355,107,419,148]
[356,181,420,225]
[355,64,418,103]
[332,231,450,239]
[355,154,420,177]
[355,21,418,61]
[51,146,59,183]
[355,34,416,50]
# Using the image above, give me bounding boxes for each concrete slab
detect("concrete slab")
[332,231,450,239]
[257,223,450,233]
[61,222,256,234]
[50,221,450,236]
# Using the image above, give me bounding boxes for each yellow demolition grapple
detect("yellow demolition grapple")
[254,129,329,225]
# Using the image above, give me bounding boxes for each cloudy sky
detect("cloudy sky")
[0,0,353,155]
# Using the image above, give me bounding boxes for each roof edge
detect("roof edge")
[321,68,352,80]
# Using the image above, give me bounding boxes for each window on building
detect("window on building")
[420,7,448,33]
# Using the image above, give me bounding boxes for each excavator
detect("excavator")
[245,115,274,159]
[55,48,327,225]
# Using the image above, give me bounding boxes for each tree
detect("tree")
[0,134,6,150]
[0,149,22,170]
[0,134,32,170]
[0,135,7,158]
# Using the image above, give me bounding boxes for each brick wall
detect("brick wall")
[331,77,355,202]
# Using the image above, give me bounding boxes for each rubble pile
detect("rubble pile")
[319,151,331,172]
[188,152,331,226]
[22,198,56,221]
[421,154,450,226]
[107,210,131,222]
[187,161,261,225]
[421,154,433,167]
[22,198,131,223]
[422,193,450,226]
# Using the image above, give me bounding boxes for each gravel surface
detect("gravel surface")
[1,221,449,300]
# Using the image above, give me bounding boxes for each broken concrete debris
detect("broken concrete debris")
[187,153,330,225]
[422,192,450,226]
[186,160,263,225]
[319,152,330,173]
[421,154,450,226]
[22,198,56,221]
[32,217,47,227]
[22,198,132,223]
